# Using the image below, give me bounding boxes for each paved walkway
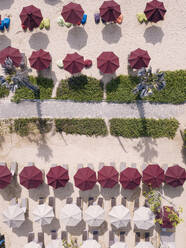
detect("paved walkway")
[0,100,185,120]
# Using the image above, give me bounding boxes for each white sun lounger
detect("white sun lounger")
[10,162,18,176]
[120,162,126,172]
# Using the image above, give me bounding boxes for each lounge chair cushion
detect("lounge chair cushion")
[43,18,50,29]
[39,20,45,30]
[4,18,10,29]
[57,16,65,27]
[94,13,100,24]
[137,13,147,23]
[81,14,87,25]
[64,22,72,28]
[116,14,123,24]
[0,20,4,31]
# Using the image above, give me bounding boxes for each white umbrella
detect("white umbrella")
[111,242,128,248]
[33,204,54,225]
[135,242,154,248]
[60,204,82,226]
[84,205,104,227]
[133,207,154,230]
[46,239,62,248]
[3,205,25,228]
[81,240,101,248]
[24,241,41,248]
[109,205,131,229]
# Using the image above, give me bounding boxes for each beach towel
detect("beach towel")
[4,18,10,29]
[43,18,50,29]
[56,59,63,68]
[94,13,100,24]
[0,20,4,31]
[81,14,87,25]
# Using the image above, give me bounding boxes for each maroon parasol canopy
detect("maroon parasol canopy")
[165,165,186,187]
[98,166,118,188]
[47,166,69,189]
[19,165,43,189]
[20,5,43,31]
[142,164,164,188]
[144,0,166,23]
[63,52,84,74]
[97,52,119,74]
[61,2,84,25]
[29,49,52,71]
[0,46,22,67]
[128,48,151,69]
[0,165,12,189]
[120,167,142,190]
[74,167,97,191]
[100,0,121,22]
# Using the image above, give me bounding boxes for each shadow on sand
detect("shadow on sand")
[144,26,164,45]
[67,27,88,50]
[54,182,74,200]
[0,0,14,9]
[102,23,122,44]
[0,35,11,50]
[29,32,49,50]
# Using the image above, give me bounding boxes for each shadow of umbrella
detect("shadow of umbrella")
[67,27,88,50]
[102,23,122,44]
[0,35,11,50]
[0,0,14,10]
[29,32,50,50]
[44,0,61,5]
[144,26,164,45]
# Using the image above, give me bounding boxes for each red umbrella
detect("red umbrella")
[47,166,69,189]
[97,52,119,74]
[74,167,97,191]
[165,165,186,187]
[0,46,22,67]
[61,2,84,25]
[20,5,43,31]
[128,48,151,69]
[98,166,118,188]
[0,166,12,189]
[29,49,52,71]
[19,165,43,189]
[120,167,142,190]
[63,52,84,74]
[100,0,121,22]
[144,0,166,23]
[142,164,164,188]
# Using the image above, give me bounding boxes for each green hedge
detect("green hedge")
[109,118,179,139]
[55,118,108,136]
[183,129,186,148]
[56,75,103,102]
[0,85,9,98]
[12,76,53,102]
[106,70,186,104]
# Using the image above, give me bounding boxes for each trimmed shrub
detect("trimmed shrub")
[0,85,9,98]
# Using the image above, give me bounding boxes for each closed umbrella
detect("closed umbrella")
[97,52,119,74]
[120,167,142,189]
[0,46,22,67]
[100,1,121,22]
[109,205,131,229]
[84,205,104,227]
[144,0,166,23]
[0,165,12,189]
[20,5,43,30]
[74,167,97,191]
[98,166,118,188]
[136,242,154,248]
[60,204,82,226]
[3,205,25,228]
[63,52,84,74]
[29,49,51,71]
[61,2,84,25]
[24,241,41,248]
[133,207,154,230]
[46,239,62,248]
[165,165,186,187]
[47,166,69,189]
[111,242,128,248]
[142,164,164,188]
[128,48,151,69]
[19,165,43,189]
[33,204,54,225]
[81,240,101,248]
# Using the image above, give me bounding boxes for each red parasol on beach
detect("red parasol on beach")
[165,165,186,187]
[120,167,142,189]
[100,0,121,22]
[0,165,12,189]
[74,167,97,191]
[0,46,22,67]
[63,52,84,74]
[142,164,164,188]
[47,166,69,189]
[29,49,52,71]
[128,48,151,69]
[97,52,119,74]
[61,2,84,25]
[98,166,118,188]
[144,0,166,23]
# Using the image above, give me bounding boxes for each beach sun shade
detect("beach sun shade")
[144,0,166,23]
[142,164,164,188]
[46,240,62,248]
[63,52,84,74]
[128,48,151,69]
[47,166,69,189]
[0,165,12,189]
[165,165,186,187]
[84,205,105,227]
[0,46,22,67]
[109,205,131,229]
[3,205,25,228]
[20,5,43,30]
[60,204,82,226]
[24,241,41,248]
[111,242,128,248]
[135,242,154,248]
[74,167,97,191]
[98,166,119,188]
[120,167,142,190]
[19,165,43,189]
[133,207,155,230]
[29,49,52,71]
[61,2,84,25]
[97,52,119,74]
[81,240,101,248]
[100,0,121,22]
[33,204,54,225]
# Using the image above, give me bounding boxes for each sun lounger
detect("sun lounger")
[120,162,126,172]
[110,162,116,167]
[49,196,55,214]
[10,198,17,206]
[109,231,115,247]
[0,20,4,31]
[51,230,57,240]
[0,162,6,166]
[87,163,94,170]
[111,197,116,208]
[62,164,68,170]
[81,14,87,25]
[99,163,104,170]
[135,232,140,245]
[120,232,125,242]
[51,164,57,168]
[82,231,88,241]
[160,231,175,244]
[10,162,18,176]
[94,13,100,24]
[88,197,94,206]
[4,18,10,29]
[131,163,137,168]
[27,162,34,167]
[141,164,146,171]
[21,198,28,213]
[98,197,103,208]
[61,231,68,241]
[162,164,168,172]
[66,197,73,204]
[93,231,99,241]
[28,232,34,243]
[76,197,82,209]
[134,198,139,210]
[37,232,44,248]
[145,232,150,242]
[39,197,44,205]
[121,197,126,207]
[77,164,83,170]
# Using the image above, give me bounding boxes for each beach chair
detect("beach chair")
[82,231,88,241]
[77,164,83,170]
[134,198,139,210]
[160,231,175,246]
[66,197,73,204]
[109,231,115,247]
[111,197,116,208]
[99,163,104,170]
[87,163,94,170]
[94,13,100,24]
[61,231,68,241]
[0,162,6,166]
[88,197,94,206]
[51,230,57,240]
[39,197,44,205]
[28,232,34,243]
[120,232,125,242]
[121,197,126,207]
[49,196,55,214]
[27,162,34,167]
[76,197,82,209]
[93,231,99,241]
[98,197,103,208]
[135,232,140,245]
[120,162,126,172]
[51,164,57,168]
[62,164,68,170]
[10,198,17,206]
[37,232,44,248]
[162,164,168,172]
[81,14,87,25]
[21,198,28,213]
[131,163,137,168]
[110,162,116,168]
[141,164,146,171]
[145,232,150,242]
[4,18,10,29]
[10,162,18,176]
